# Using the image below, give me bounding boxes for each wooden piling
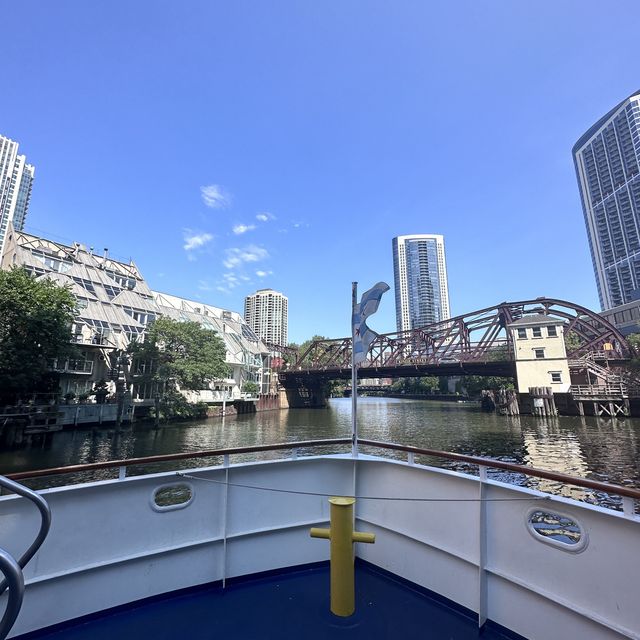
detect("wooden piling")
[495,388,520,415]
[529,386,557,417]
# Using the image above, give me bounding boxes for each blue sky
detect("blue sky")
[2,1,640,343]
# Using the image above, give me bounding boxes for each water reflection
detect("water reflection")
[1,398,639,507]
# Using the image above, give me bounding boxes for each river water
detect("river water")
[1,398,639,508]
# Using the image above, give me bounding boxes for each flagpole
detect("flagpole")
[351,281,358,458]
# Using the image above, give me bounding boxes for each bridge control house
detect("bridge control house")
[509,315,570,394]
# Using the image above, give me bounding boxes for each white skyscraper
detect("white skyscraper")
[0,135,34,257]
[392,234,450,332]
[244,289,288,345]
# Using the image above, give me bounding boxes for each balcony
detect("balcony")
[49,359,94,375]
[66,359,94,374]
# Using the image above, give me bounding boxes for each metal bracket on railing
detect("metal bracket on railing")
[0,548,24,640]
[0,476,51,595]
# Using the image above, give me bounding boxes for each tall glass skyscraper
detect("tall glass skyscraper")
[392,234,450,332]
[0,135,34,258]
[573,90,640,310]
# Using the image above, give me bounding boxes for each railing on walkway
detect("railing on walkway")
[5,438,640,507]
[570,384,628,397]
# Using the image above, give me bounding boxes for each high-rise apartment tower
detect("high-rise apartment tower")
[244,289,288,346]
[573,90,640,310]
[0,135,34,257]
[392,234,450,332]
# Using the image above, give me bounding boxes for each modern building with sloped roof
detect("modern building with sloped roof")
[0,224,271,404]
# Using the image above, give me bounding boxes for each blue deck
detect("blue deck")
[19,562,521,639]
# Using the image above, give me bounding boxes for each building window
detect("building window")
[534,348,545,359]
[550,372,562,383]
[517,328,527,339]
[547,325,557,337]
[532,327,542,338]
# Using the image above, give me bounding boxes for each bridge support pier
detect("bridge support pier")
[282,380,329,409]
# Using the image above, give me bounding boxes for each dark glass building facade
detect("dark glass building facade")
[574,90,640,310]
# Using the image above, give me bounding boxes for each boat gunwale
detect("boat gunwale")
[3,437,640,501]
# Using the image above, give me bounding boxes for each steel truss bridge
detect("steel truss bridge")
[279,298,631,386]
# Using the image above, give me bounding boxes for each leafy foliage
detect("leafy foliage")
[564,330,585,354]
[152,389,209,421]
[296,335,333,366]
[0,268,76,405]
[626,332,640,353]
[458,375,514,397]
[242,381,259,394]
[622,333,640,373]
[391,376,440,394]
[129,316,228,392]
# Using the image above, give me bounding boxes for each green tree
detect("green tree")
[296,335,333,367]
[391,376,440,394]
[564,330,584,354]
[242,381,259,395]
[0,268,77,405]
[129,316,229,393]
[279,342,299,367]
[459,375,514,397]
[626,333,640,354]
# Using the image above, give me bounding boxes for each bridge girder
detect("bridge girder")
[280,297,630,382]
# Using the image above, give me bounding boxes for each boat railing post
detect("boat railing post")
[291,447,298,460]
[478,465,488,629]
[622,496,635,518]
[222,465,230,589]
[407,452,415,466]
[118,466,126,480]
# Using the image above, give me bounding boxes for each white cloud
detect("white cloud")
[216,271,245,294]
[256,270,272,278]
[223,245,269,269]
[198,280,214,291]
[232,223,256,235]
[256,212,276,222]
[201,184,231,209]
[183,230,214,252]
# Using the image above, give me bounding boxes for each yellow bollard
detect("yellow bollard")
[310,497,375,617]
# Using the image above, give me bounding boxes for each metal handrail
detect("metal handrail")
[0,548,24,640]
[3,437,640,501]
[0,476,51,595]
[358,439,640,500]
[4,439,353,481]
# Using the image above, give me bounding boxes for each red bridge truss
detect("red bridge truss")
[279,298,630,382]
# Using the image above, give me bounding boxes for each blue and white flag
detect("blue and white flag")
[352,281,390,365]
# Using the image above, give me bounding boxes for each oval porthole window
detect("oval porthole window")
[152,483,194,512]
[526,509,587,552]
